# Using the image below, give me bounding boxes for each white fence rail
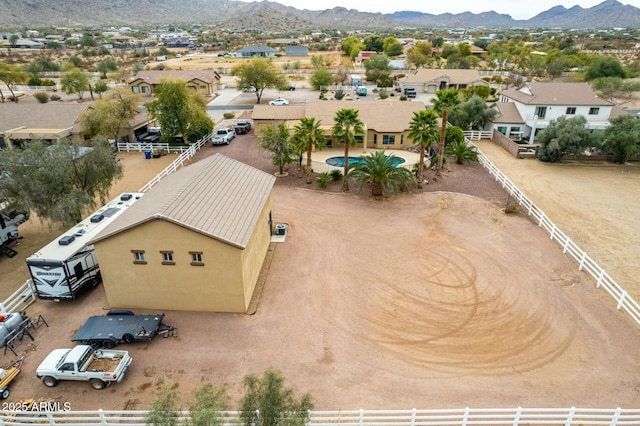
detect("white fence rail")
[0,279,35,313]
[137,120,237,193]
[116,142,192,153]
[469,138,640,326]
[1,407,639,426]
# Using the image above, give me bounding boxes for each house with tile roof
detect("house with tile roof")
[497,81,616,143]
[128,70,221,97]
[400,69,490,95]
[89,154,277,313]
[0,102,150,149]
[252,100,427,151]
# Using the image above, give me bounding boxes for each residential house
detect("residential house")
[497,81,616,143]
[89,154,277,313]
[400,69,490,94]
[235,45,276,58]
[163,37,194,49]
[128,70,221,97]
[252,100,427,150]
[284,45,309,57]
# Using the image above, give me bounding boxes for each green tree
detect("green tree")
[449,95,497,130]
[341,35,363,59]
[602,114,640,164]
[185,384,229,426]
[364,54,391,85]
[8,34,19,55]
[591,77,623,100]
[584,56,627,80]
[446,139,479,164]
[0,62,28,102]
[145,79,213,143]
[61,68,90,100]
[79,33,97,47]
[363,35,384,52]
[158,46,169,56]
[331,108,365,191]
[97,57,118,79]
[537,115,601,163]
[406,41,433,69]
[259,123,294,176]
[347,149,417,197]
[383,36,403,57]
[291,117,326,184]
[26,56,60,76]
[433,88,461,175]
[310,55,324,69]
[232,58,287,104]
[408,109,439,186]
[93,81,109,98]
[81,88,139,142]
[145,380,180,426]
[309,68,333,90]
[620,80,640,100]
[0,138,123,228]
[239,369,313,426]
[67,55,83,68]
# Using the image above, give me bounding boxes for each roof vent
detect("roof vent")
[120,194,133,201]
[58,235,75,246]
[90,214,105,223]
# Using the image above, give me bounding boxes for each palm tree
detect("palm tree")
[291,117,326,184]
[433,88,461,176]
[347,150,417,197]
[446,139,479,164]
[331,108,365,192]
[407,109,439,187]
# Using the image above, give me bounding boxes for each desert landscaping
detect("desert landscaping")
[1,127,639,412]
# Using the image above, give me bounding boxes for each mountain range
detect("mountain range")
[1,0,639,30]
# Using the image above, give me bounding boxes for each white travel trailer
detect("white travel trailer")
[26,193,144,301]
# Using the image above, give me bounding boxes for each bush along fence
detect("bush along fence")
[467,137,640,326]
[1,407,639,425]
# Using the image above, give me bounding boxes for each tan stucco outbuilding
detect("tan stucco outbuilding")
[89,154,276,313]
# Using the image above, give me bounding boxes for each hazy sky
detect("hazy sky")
[240,0,640,20]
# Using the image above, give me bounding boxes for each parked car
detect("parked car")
[287,85,296,91]
[212,128,235,145]
[234,121,252,135]
[243,86,256,92]
[269,98,289,106]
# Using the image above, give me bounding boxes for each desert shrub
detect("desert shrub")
[316,172,332,188]
[330,169,342,181]
[50,94,61,101]
[400,95,407,101]
[34,92,49,103]
[334,89,345,100]
[223,112,235,119]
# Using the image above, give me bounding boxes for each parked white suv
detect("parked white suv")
[212,128,235,145]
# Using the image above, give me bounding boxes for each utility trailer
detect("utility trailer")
[26,193,144,301]
[72,310,177,349]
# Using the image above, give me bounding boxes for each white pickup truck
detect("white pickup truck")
[36,345,132,390]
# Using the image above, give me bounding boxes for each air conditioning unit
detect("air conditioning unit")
[58,235,75,245]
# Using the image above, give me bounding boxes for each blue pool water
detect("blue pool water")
[326,155,405,167]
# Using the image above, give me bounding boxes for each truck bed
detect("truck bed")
[72,314,165,344]
[85,353,123,372]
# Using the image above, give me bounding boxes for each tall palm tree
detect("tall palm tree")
[347,150,417,197]
[291,117,326,184]
[407,109,439,187]
[433,88,461,176]
[331,108,365,192]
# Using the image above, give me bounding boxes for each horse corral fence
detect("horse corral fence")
[466,137,640,326]
[1,407,639,426]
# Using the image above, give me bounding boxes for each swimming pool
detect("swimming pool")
[325,155,406,167]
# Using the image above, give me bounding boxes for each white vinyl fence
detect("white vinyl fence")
[0,279,36,313]
[468,138,640,326]
[1,407,639,426]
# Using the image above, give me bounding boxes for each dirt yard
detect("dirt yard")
[1,133,639,412]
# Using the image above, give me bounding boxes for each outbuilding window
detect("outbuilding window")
[190,251,204,266]
[132,250,146,265]
[161,251,175,265]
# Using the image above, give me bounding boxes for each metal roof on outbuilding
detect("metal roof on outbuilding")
[90,154,276,249]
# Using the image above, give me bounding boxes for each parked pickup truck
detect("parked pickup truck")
[36,345,132,390]
[212,128,235,145]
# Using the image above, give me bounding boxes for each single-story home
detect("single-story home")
[0,102,150,149]
[128,70,221,97]
[252,100,427,151]
[235,45,277,58]
[89,154,277,313]
[400,69,490,94]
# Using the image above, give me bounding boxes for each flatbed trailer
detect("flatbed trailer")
[0,356,24,399]
[71,311,176,349]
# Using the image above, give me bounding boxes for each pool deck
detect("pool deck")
[311,147,422,173]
